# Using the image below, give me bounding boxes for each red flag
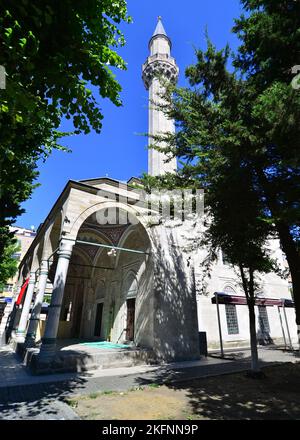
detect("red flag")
[16,277,29,306]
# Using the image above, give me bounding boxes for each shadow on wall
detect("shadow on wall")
[151,226,200,362]
[257,313,274,346]
[134,253,154,349]
[257,328,274,346]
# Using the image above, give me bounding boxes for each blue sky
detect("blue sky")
[18,0,242,230]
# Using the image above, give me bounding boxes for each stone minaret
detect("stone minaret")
[142,17,179,176]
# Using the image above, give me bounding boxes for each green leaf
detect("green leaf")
[15,114,23,123]
[4,27,12,38]
[0,104,9,113]
[19,37,27,48]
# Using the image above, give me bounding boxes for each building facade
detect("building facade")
[6,19,297,367]
[0,226,36,300]
[0,226,36,345]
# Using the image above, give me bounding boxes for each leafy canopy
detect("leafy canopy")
[0,240,20,290]
[0,0,131,282]
[143,0,300,289]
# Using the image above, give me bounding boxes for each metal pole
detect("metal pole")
[69,262,114,271]
[76,239,150,255]
[282,303,293,350]
[277,306,287,350]
[215,292,224,358]
[47,247,59,262]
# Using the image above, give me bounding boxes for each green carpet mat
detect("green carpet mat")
[81,341,130,349]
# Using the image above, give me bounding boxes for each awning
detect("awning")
[211,292,294,308]
[15,277,29,306]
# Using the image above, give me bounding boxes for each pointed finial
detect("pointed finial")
[152,16,167,37]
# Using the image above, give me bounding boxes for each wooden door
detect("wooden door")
[126,298,135,341]
[72,288,84,338]
[94,302,103,337]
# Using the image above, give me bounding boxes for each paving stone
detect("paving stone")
[0,345,299,419]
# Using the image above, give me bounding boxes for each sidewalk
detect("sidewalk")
[0,345,299,389]
[0,345,299,419]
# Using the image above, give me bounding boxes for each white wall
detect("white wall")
[194,236,297,349]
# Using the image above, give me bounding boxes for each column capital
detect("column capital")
[57,238,76,260]
[39,259,49,276]
[29,271,36,284]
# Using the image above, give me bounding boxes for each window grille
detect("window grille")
[225,304,239,334]
[258,306,270,333]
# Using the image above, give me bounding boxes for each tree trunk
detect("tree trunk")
[239,265,260,372]
[248,298,260,372]
[276,221,300,350]
[253,167,299,350]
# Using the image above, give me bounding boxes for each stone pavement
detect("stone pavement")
[0,345,299,419]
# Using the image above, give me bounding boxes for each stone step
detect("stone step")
[24,346,155,375]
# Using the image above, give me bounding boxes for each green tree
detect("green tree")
[0,239,20,290]
[205,161,276,373]
[145,0,300,352]
[0,0,130,267]
[232,0,300,346]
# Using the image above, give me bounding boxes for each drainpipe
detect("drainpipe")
[215,292,224,358]
[277,306,287,350]
[282,302,293,350]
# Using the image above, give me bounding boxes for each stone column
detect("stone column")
[38,238,75,359]
[15,271,36,343]
[7,276,24,341]
[25,259,49,346]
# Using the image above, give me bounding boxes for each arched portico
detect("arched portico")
[27,182,201,370]
[68,200,151,242]
[38,203,153,360]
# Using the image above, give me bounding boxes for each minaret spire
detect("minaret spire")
[153,16,167,37]
[142,18,179,176]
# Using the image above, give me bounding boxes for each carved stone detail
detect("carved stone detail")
[142,59,179,90]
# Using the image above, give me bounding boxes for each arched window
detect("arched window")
[224,285,236,294]
[96,280,105,301]
[123,272,138,299]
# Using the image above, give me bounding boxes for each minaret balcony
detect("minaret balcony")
[142,56,179,90]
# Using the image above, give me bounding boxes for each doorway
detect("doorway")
[126,298,136,341]
[107,301,115,341]
[94,302,103,337]
[71,287,84,338]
